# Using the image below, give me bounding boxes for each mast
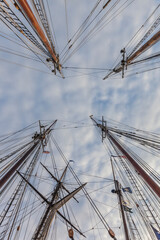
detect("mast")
[17,164,86,240]
[0,120,57,189]
[15,0,62,73]
[90,116,160,199]
[118,155,160,238]
[103,29,160,79]
[108,132,160,198]
[0,141,39,188]
[103,10,160,80]
[110,157,130,240]
[127,30,160,64]
[115,180,130,240]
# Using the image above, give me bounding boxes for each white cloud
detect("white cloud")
[0,0,159,239]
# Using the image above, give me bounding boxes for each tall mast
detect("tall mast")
[127,30,160,64]
[0,120,57,189]
[90,116,160,199]
[0,141,39,188]
[103,11,160,80]
[15,0,62,73]
[110,157,130,240]
[17,165,86,240]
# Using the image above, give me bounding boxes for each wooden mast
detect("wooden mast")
[0,142,39,189]
[0,120,57,189]
[16,0,59,66]
[108,132,160,198]
[110,157,130,240]
[103,30,160,79]
[127,30,160,64]
[90,116,160,199]
[17,166,86,239]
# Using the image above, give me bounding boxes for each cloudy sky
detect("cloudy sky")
[0,0,159,132]
[0,0,160,239]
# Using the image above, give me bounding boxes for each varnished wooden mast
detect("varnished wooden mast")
[127,31,160,64]
[103,30,160,79]
[16,0,59,64]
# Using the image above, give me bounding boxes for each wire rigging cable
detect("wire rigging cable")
[0,0,135,78]
[103,4,160,79]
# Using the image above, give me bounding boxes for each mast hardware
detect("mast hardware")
[46,55,64,77]
[108,228,116,238]
[102,116,107,142]
[17,165,86,239]
[15,0,64,78]
[120,48,127,78]
[68,228,74,239]
[91,115,160,199]
[14,2,20,10]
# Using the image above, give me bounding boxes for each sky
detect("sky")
[0,0,160,239]
[0,0,159,132]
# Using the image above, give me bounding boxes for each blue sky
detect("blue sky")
[0,0,160,239]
